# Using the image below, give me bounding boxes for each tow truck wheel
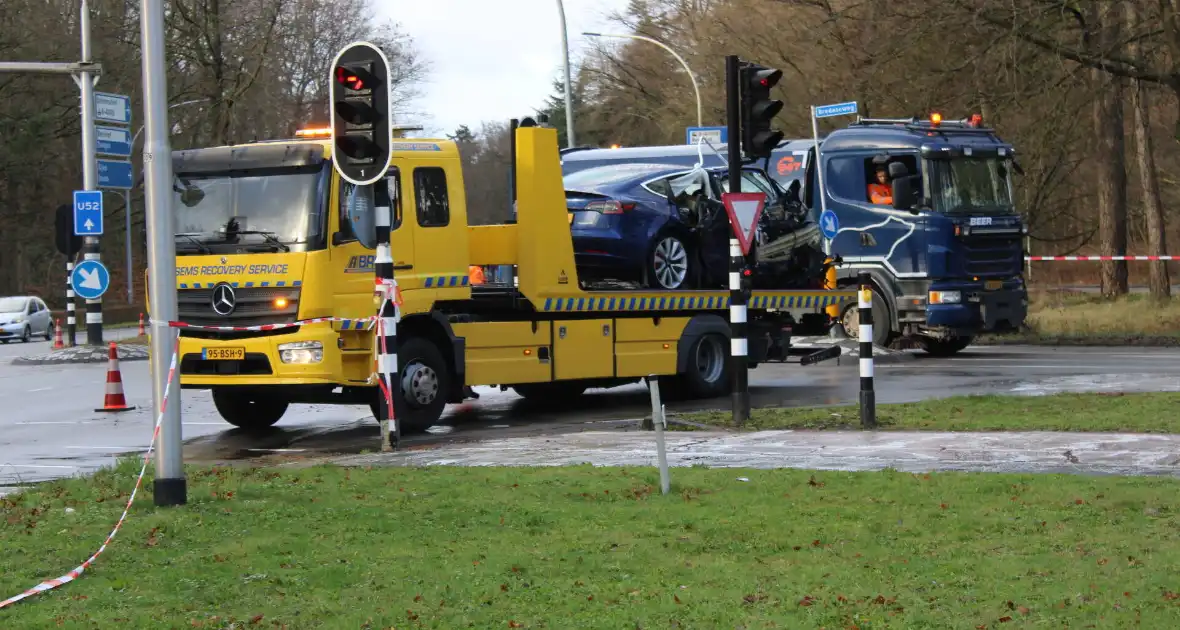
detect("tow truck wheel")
[678,332,730,399]
[211,389,288,431]
[920,335,973,357]
[391,338,450,432]
[840,287,894,347]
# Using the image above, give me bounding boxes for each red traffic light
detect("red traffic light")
[335,65,369,91]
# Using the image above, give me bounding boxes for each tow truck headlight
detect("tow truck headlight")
[928,290,961,304]
[278,340,323,364]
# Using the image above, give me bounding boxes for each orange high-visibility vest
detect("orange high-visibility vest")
[468,265,485,285]
[868,183,892,205]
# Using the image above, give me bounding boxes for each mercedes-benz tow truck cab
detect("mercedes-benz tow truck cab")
[163,126,854,432]
[559,114,1028,355]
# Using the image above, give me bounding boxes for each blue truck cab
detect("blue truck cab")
[560,114,1028,355]
[810,115,1027,354]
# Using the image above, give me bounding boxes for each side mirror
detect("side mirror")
[179,185,205,207]
[343,184,377,250]
[887,162,909,179]
[891,175,920,213]
[331,232,350,246]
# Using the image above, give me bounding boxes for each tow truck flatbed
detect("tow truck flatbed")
[466,284,853,316]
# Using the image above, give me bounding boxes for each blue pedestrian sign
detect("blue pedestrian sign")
[71,260,110,301]
[98,159,134,189]
[96,125,133,157]
[685,126,728,145]
[814,101,859,119]
[73,190,104,236]
[819,209,840,240]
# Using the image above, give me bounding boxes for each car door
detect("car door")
[37,299,51,334]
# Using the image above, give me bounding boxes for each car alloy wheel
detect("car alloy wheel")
[652,236,689,289]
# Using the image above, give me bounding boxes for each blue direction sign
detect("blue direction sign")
[98,159,134,189]
[73,190,104,236]
[819,209,840,240]
[71,260,111,301]
[685,126,728,145]
[96,125,133,157]
[94,92,132,125]
[814,101,859,119]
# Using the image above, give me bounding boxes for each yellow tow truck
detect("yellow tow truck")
[162,125,855,431]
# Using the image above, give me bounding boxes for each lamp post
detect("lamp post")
[556,0,576,148]
[583,31,702,128]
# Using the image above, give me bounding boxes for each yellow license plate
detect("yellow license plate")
[202,347,245,360]
[985,280,1002,290]
[568,213,574,224]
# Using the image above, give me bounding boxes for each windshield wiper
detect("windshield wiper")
[229,230,291,252]
[174,233,213,254]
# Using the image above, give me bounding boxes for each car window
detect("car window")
[641,178,672,198]
[414,167,450,228]
[719,172,774,196]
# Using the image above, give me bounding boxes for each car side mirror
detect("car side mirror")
[331,232,351,246]
[891,175,920,213]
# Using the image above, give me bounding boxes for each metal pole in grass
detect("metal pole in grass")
[648,375,671,494]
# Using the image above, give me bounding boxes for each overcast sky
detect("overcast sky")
[383,0,633,137]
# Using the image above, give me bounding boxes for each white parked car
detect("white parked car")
[0,296,53,343]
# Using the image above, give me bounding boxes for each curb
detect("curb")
[12,344,149,366]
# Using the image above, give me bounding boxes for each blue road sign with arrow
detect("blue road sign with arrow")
[73,190,103,236]
[71,260,110,301]
[819,209,840,240]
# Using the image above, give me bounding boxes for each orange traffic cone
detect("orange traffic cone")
[52,318,63,349]
[96,342,136,413]
[138,313,145,336]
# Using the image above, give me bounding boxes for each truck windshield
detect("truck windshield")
[927,158,1015,215]
[172,166,324,252]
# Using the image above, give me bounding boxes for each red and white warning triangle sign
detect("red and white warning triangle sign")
[722,192,766,256]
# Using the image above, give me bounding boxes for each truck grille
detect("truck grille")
[960,235,1023,278]
[177,285,301,329]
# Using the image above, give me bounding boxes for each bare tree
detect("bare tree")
[1127,1,1170,298]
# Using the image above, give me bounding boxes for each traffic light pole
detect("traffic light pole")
[725,55,750,426]
[75,0,103,346]
[140,0,185,506]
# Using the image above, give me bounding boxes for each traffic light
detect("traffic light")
[738,265,754,303]
[329,41,393,186]
[739,63,784,160]
[55,203,81,257]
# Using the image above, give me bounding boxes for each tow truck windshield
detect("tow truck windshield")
[927,157,1015,215]
[172,166,324,254]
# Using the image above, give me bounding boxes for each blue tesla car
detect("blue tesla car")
[563,162,801,290]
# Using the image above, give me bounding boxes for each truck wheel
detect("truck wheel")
[920,335,973,357]
[678,332,730,399]
[840,286,894,347]
[511,382,587,403]
[646,234,692,290]
[211,389,287,431]
[392,338,450,432]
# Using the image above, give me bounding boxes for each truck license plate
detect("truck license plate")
[985,280,1002,290]
[202,347,245,360]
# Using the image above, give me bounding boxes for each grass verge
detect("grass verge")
[3,463,1180,627]
[680,392,1180,433]
[983,291,1180,346]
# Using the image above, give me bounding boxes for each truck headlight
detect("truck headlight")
[278,340,323,364]
[928,290,961,304]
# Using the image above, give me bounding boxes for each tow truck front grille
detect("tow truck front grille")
[177,286,301,330]
[960,236,1023,278]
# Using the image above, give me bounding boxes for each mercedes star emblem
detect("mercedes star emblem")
[211,283,236,316]
[220,256,228,264]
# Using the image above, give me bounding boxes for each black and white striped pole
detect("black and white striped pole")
[729,239,751,425]
[374,185,400,452]
[65,259,77,346]
[857,271,876,428]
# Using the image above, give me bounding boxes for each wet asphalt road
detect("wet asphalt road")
[5,337,1180,493]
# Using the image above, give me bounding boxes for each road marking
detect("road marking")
[882,364,1115,369]
[183,422,227,426]
[18,421,98,425]
[28,387,53,392]
[66,446,142,451]
[1,464,76,469]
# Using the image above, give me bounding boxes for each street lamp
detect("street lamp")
[583,31,702,128]
[556,0,576,148]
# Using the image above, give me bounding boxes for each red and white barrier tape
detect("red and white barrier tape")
[0,339,181,611]
[1026,256,1180,261]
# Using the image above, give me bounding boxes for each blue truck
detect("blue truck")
[560,114,1028,356]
